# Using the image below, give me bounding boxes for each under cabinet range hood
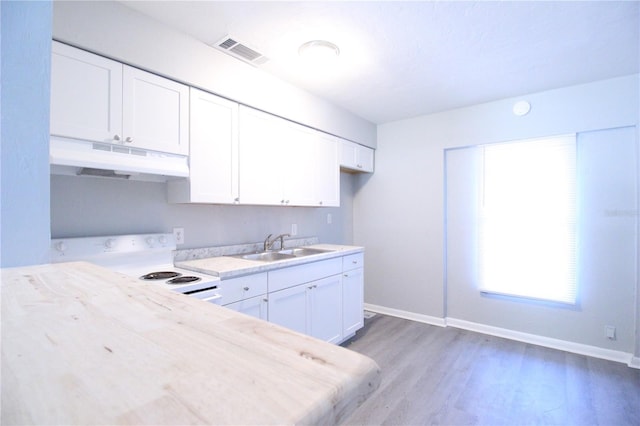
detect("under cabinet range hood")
[50,137,189,182]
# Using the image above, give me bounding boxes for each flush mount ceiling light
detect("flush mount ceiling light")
[298,40,340,60]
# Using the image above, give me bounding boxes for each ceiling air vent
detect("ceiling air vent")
[213,36,269,66]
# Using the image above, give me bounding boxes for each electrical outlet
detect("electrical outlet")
[327,213,332,224]
[291,224,298,236]
[173,227,185,245]
[604,325,616,340]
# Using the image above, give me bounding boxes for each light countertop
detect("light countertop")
[176,244,364,279]
[175,244,363,279]
[1,261,380,425]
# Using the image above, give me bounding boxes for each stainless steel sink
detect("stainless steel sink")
[236,252,295,262]
[278,248,331,257]
[231,247,332,262]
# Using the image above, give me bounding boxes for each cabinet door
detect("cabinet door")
[339,140,374,173]
[50,41,123,143]
[281,122,317,206]
[169,88,238,203]
[238,106,285,205]
[357,145,375,173]
[122,66,189,155]
[309,275,343,344]
[268,284,307,334]
[343,267,364,336]
[339,140,358,170]
[225,296,268,321]
[313,133,340,207]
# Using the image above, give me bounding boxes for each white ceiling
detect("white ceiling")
[119,1,639,124]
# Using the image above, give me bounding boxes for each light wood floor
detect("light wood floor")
[341,314,640,426]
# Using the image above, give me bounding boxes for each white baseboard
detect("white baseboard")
[364,303,446,327]
[361,304,638,368]
[446,317,637,368]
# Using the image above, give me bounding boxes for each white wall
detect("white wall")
[51,172,356,248]
[0,1,52,267]
[51,0,376,148]
[354,75,639,353]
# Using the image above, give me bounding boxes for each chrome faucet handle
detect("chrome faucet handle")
[276,233,291,250]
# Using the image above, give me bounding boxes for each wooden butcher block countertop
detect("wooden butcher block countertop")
[1,262,380,425]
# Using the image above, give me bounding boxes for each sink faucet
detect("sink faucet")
[264,233,290,251]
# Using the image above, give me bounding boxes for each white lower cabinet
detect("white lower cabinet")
[268,274,343,343]
[342,267,364,337]
[308,274,343,343]
[225,295,268,321]
[220,273,268,321]
[220,253,364,344]
[268,284,308,334]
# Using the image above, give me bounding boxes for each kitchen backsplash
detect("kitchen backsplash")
[50,174,355,249]
[173,237,320,262]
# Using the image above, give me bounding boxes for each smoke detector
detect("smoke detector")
[213,36,269,66]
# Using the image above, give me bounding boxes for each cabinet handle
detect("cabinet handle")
[263,298,268,302]
[344,274,349,277]
[243,287,250,291]
[357,164,363,168]
[125,136,134,143]
[234,197,240,203]
[319,201,323,205]
[113,134,121,141]
[285,200,290,204]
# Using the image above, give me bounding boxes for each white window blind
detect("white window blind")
[478,135,577,304]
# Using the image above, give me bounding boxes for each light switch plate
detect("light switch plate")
[604,325,616,340]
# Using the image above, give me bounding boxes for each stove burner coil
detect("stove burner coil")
[140,271,181,280]
[166,276,201,285]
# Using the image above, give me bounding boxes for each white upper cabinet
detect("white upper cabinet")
[50,41,189,156]
[281,121,317,206]
[314,133,340,207]
[238,106,340,207]
[51,41,123,144]
[340,140,375,173]
[168,88,238,203]
[51,42,367,201]
[122,66,189,155]
[238,106,287,205]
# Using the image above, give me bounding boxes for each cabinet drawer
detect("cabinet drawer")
[343,253,364,271]
[221,273,268,305]
[269,258,342,293]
